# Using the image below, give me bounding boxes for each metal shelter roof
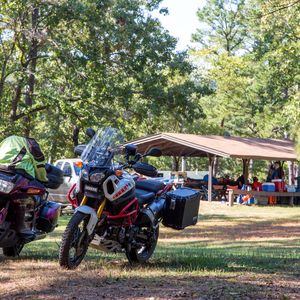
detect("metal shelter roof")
[129,133,298,161]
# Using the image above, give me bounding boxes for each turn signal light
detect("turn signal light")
[115,170,123,177]
[74,161,83,168]
[27,188,44,195]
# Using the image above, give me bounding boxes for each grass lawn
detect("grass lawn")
[1,201,300,299]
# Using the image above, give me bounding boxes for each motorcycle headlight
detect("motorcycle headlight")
[90,172,106,183]
[0,179,15,194]
[81,169,89,180]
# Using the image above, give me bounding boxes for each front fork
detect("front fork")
[76,196,107,235]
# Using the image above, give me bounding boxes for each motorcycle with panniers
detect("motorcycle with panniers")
[59,127,200,269]
[0,163,63,257]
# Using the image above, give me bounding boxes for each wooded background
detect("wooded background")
[0,0,299,175]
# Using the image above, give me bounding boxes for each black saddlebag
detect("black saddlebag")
[162,188,200,230]
[44,164,64,189]
[36,201,61,233]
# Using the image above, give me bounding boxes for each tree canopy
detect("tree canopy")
[0,0,208,160]
[1,0,300,172]
[193,0,300,142]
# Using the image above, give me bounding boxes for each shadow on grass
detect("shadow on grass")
[2,208,300,286]
[15,238,300,278]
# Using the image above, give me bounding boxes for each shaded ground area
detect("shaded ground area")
[1,202,300,299]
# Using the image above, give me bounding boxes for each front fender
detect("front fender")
[75,205,98,235]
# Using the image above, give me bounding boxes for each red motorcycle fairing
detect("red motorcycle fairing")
[0,171,46,200]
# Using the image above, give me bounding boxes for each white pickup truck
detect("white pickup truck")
[48,158,82,204]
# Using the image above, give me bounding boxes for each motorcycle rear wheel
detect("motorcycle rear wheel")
[59,212,91,269]
[126,225,159,264]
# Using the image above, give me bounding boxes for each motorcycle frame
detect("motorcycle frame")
[104,197,138,227]
[67,183,78,208]
[67,181,170,229]
[157,182,173,196]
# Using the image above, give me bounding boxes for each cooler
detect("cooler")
[262,183,275,192]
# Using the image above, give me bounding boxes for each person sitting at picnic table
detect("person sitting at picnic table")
[236,174,245,189]
[219,174,236,188]
[252,176,262,191]
[203,174,218,184]
[224,174,230,184]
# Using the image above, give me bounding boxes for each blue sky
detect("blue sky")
[152,0,206,50]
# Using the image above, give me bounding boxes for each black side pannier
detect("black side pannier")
[44,163,64,189]
[163,188,200,230]
[36,201,61,233]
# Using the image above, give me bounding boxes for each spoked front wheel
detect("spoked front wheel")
[59,212,91,269]
[126,225,159,264]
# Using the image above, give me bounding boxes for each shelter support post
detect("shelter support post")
[181,156,186,172]
[288,161,295,185]
[213,156,219,177]
[208,156,215,202]
[228,189,234,207]
[249,159,253,179]
[242,159,249,184]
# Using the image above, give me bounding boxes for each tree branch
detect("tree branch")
[14,105,49,120]
[260,0,300,18]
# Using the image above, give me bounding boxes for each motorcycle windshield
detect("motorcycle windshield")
[81,127,124,167]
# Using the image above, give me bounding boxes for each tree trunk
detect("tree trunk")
[72,125,80,146]
[0,60,7,105]
[10,85,22,122]
[0,41,15,117]
[24,7,39,136]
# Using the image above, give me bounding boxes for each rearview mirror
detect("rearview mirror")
[125,144,137,156]
[144,147,162,157]
[132,162,158,177]
[86,128,96,139]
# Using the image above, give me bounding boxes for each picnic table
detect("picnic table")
[227,189,300,206]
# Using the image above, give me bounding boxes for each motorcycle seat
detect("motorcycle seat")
[135,180,164,193]
[135,189,155,206]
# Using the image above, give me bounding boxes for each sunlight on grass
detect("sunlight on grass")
[19,202,300,279]
[2,202,300,300]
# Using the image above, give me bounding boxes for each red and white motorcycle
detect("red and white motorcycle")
[59,127,200,269]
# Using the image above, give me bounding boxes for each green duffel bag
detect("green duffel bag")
[0,135,48,183]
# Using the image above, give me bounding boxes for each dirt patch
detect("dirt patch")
[1,260,300,300]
